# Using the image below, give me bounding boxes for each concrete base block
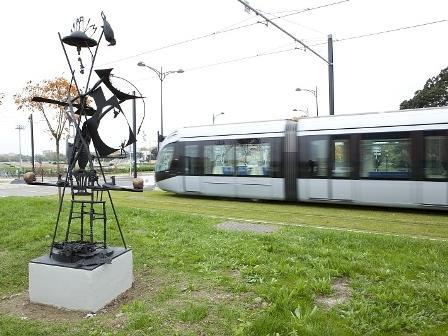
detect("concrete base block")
[29,248,133,312]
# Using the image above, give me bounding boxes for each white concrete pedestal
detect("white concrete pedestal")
[29,248,133,312]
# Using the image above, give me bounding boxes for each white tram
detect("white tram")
[155,107,448,209]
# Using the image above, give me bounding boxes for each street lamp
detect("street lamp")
[15,124,25,174]
[137,61,184,140]
[28,114,35,173]
[212,112,225,125]
[292,108,309,118]
[295,86,319,117]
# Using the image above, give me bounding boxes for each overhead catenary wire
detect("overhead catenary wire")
[256,0,349,25]
[336,18,448,42]
[135,17,448,77]
[130,46,301,83]
[309,18,448,47]
[184,46,301,72]
[100,0,350,67]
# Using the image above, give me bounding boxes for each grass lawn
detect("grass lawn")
[0,192,447,335]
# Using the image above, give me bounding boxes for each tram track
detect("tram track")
[115,193,448,240]
[122,203,448,242]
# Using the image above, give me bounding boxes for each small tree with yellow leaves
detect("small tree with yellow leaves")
[15,77,79,174]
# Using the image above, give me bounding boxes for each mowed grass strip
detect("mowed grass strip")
[112,190,448,239]
[0,196,447,335]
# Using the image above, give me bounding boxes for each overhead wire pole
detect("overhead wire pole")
[237,0,335,115]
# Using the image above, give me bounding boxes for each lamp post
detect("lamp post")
[15,124,25,174]
[137,61,184,141]
[212,112,225,125]
[28,114,35,173]
[296,86,319,116]
[292,108,309,118]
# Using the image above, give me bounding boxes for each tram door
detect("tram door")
[301,136,353,202]
[305,137,330,200]
[183,144,201,192]
[329,138,353,202]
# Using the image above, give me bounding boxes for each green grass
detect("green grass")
[0,193,447,335]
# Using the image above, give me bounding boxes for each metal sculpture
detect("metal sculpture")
[27,13,145,267]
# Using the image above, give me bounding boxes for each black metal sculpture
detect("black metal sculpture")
[27,13,145,267]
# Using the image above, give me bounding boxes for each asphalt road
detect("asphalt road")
[0,174,155,197]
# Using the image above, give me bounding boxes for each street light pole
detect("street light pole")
[15,124,25,174]
[296,87,319,116]
[28,114,35,173]
[212,112,225,125]
[137,62,184,143]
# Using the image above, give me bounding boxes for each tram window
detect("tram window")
[360,138,410,178]
[332,139,351,177]
[185,144,202,176]
[155,144,175,172]
[236,141,271,176]
[309,139,329,177]
[204,144,235,175]
[425,135,447,179]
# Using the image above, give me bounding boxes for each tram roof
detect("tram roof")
[298,106,448,135]
[162,107,448,143]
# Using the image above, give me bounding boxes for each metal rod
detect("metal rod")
[80,202,84,241]
[49,174,68,256]
[132,90,137,178]
[315,86,319,117]
[58,33,81,95]
[103,202,106,248]
[106,189,127,249]
[85,31,104,92]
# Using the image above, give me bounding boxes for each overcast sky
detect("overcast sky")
[0,0,447,155]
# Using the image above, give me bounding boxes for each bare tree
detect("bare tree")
[14,77,79,174]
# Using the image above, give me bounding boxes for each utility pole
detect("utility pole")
[28,114,35,173]
[15,124,25,174]
[328,35,335,116]
[237,0,335,115]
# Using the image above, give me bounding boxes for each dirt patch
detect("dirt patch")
[315,277,351,309]
[217,221,278,234]
[0,292,84,322]
[0,268,157,323]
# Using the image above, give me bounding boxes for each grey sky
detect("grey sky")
[0,0,447,154]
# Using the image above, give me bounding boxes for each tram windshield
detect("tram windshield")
[155,144,175,172]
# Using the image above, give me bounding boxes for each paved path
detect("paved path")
[0,183,59,197]
[0,174,155,197]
